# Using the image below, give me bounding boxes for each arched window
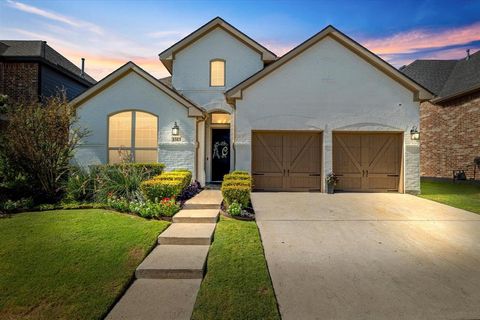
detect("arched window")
[210,59,225,87]
[108,111,158,163]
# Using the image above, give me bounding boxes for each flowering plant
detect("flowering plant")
[157,197,180,217]
[326,172,339,186]
[106,195,180,218]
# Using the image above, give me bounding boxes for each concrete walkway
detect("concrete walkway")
[253,192,480,320]
[106,190,222,320]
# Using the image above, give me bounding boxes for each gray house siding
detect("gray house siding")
[40,64,90,101]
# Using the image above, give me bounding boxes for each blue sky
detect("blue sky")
[1,0,479,80]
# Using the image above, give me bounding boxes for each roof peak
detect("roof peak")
[158,16,277,73]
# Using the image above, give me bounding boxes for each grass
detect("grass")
[0,209,169,320]
[192,216,280,320]
[420,180,480,214]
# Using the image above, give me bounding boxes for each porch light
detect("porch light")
[410,126,420,140]
[172,122,180,136]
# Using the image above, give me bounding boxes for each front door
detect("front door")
[211,128,230,181]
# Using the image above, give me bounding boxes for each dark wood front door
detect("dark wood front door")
[211,128,230,181]
[252,132,322,191]
[333,132,402,192]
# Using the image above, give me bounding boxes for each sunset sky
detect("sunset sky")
[1,0,479,81]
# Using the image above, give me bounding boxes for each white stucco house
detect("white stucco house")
[71,17,433,194]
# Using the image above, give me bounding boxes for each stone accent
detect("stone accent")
[0,62,39,103]
[404,144,420,194]
[420,91,480,179]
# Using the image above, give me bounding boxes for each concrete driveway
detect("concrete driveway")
[252,193,480,320]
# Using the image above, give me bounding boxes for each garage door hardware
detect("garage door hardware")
[252,173,264,176]
[309,173,321,176]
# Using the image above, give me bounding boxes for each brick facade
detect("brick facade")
[0,62,39,103]
[420,91,480,179]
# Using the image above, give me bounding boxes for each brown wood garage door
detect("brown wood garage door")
[252,131,322,191]
[333,132,402,192]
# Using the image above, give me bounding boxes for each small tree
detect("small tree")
[2,93,89,202]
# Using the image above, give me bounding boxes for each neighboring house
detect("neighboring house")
[71,17,432,193]
[0,40,96,102]
[401,50,480,180]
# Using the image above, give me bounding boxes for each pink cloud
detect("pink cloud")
[55,47,171,80]
[363,22,480,55]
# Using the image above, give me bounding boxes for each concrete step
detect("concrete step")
[105,279,201,320]
[173,209,219,223]
[158,223,216,245]
[183,190,222,210]
[136,245,210,279]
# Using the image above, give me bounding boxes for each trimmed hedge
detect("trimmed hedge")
[231,170,250,176]
[221,172,252,208]
[140,170,192,201]
[223,174,252,182]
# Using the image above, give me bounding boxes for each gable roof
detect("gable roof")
[401,50,480,103]
[0,40,96,85]
[158,17,277,73]
[226,25,433,103]
[70,61,204,117]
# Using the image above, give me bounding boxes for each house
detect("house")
[71,17,432,193]
[401,50,480,180]
[0,40,96,102]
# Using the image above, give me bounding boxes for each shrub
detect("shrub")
[221,179,251,188]
[66,167,95,202]
[227,201,242,216]
[223,174,252,182]
[141,170,192,202]
[231,170,250,176]
[1,92,89,202]
[93,163,165,202]
[100,163,165,177]
[178,181,201,202]
[221,185,251,208]
[221,173,252,208]
[1,197,34,212]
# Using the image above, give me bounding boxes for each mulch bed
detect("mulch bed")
[220,201,255,221]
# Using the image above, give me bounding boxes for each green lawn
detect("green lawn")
[192,216,280,320]
[0,209,169,320]
[420,180,480,214]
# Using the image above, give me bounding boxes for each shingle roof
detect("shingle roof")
[0,40,96,85]
[401,50,480,101]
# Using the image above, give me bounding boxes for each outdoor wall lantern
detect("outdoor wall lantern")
[172,122,181,142]
[172,122,180,136]
[410,126,420,140]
